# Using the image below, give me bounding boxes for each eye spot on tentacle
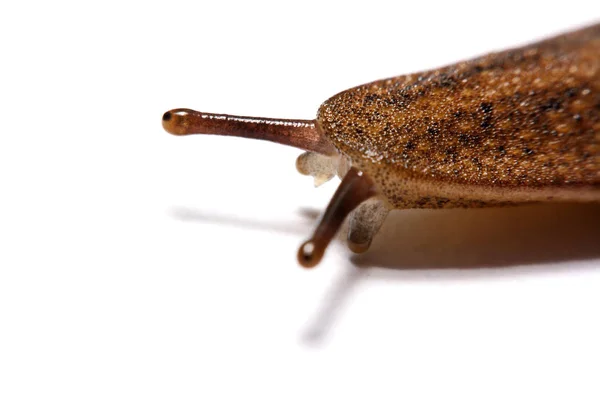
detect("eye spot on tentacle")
[298,240,322,268]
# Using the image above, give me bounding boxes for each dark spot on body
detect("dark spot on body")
[383,97,395,106]
[524,148,534,155]
[382,123,396,135]
[363,94,379,104]
[481,117,493,129]
[390,195,403,204]
[565,87,578,97]
[573,114,582,122]
[405,141,415,150]
[388,94,410,109]
[435,198,450,208]
[480,102,493,114]
[416,197,431,207]
[540,97,562,112]
[438,73,456,88]
[498,145,506,154]
[427,126,439,136]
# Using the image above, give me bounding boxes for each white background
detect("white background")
[1,1,600,399]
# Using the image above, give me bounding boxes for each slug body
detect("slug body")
[163,23,600,268]
[320,23,600,209]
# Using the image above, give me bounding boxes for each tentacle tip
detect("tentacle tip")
[313,174,335,188]
[297,240,323,268]
[295,156,310,176]
[162,108,194,136]
[347,240,372,254]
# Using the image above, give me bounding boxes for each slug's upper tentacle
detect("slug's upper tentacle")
[162,108,337,155]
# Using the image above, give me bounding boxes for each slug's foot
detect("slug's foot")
[296,151,337,187]
[297,167,378,268]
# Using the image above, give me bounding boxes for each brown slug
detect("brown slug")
[162,23,600,268]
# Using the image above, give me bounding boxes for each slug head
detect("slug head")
[162,108,379,268]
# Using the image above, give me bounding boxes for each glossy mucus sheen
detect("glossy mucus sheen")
[164,23,600,268]
[163,108,336,155]
[319,23,600,209]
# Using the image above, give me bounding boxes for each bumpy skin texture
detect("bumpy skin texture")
[317,24,600,209]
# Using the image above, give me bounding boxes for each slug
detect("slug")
[162,23,600,268]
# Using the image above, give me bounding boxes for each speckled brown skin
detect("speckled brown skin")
[318,23,600,209]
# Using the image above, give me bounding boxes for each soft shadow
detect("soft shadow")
[169,206,320,235]
[171,203,600,269]
[302,203,600,345]
[301,265,366,346]
[351,202,600,270]
[172,203,600,345]
[297,207,321,221]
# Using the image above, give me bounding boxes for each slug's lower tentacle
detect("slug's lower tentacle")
[298,167,378,268]
[295,151,337,187]
[347,199,389,254]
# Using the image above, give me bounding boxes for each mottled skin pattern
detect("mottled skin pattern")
[318,24,600,209]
